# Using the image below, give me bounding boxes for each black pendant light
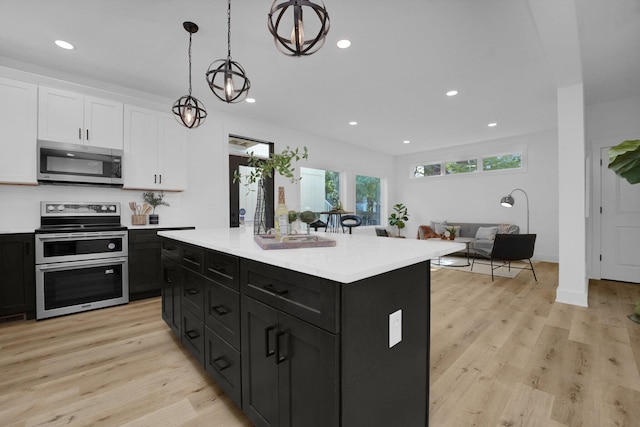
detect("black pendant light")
[206,0,251,103]
[172,22,207,129]
[268,0,330,56]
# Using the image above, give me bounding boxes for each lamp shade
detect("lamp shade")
[500,195,515,207]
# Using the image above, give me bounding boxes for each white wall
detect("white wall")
[0,65,394,233]
[181,109,395,230]
[393,130,559,262]
[586,95,640,278]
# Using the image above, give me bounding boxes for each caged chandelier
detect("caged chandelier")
[172,22,207,128]
[206,0,251,103]
[268,0,330,56]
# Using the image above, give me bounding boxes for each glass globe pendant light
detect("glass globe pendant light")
[172,22,207,128]
[206,0,251,103]
[268,0,330,56]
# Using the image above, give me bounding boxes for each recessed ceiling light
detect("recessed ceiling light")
[488,122,497,127]
[349,121,357,126]
[446,90,458,97]
[403,140,411,144]
[55,40,74,50]
[245,98,256,103]
[337,39,351,49]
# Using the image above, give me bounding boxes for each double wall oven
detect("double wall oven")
[35,202,129,319]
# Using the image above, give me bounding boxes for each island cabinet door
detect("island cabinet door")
[241,295,279,427]
[161,256,182,337]
[241,295,339,427]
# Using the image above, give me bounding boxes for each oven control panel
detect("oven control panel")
[41,202,120,216]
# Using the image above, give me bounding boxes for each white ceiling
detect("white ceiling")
[0,0,638,155]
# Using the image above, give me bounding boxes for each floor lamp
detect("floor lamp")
[500,188,529,233]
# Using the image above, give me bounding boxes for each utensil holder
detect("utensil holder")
[132,215,146,225]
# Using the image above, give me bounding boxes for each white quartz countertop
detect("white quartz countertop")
[158,228,465,283]
[0,229,36,234]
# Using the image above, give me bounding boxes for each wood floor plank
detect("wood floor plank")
[1,262,638,426]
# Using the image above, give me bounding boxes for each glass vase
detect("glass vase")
[254,179,268,235]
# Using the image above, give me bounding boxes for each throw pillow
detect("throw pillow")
[431,221,447,234]
[497,224,512,234]
[475,226,498,240]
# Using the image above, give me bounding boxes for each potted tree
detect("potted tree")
[142,191,169,224]
[233,146,308,234]
[388,203,409,237]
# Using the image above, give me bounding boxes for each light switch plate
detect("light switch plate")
[389,309,402,348]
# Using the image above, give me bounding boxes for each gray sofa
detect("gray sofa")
[421,222,520,258]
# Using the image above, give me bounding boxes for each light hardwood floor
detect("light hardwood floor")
[1,262,639,426]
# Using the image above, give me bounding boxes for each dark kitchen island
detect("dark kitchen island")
[158,228,463,427]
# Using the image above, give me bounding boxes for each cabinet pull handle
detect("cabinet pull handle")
[163,267,172,283]
[264,326,276,358]
[86,129,89,140]
[263,284,288,296]
[186,330,199,340]
[186,288,198,295]
[213,356,231,371]
[78,127,82,139]
[154,174,157,184]
[159,174,162,184]
[276,331,289,365]
[212,305,228,316]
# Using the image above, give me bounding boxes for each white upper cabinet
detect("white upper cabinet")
[38,87,123,149]
[123,104,187,191]
[0,77,38,184]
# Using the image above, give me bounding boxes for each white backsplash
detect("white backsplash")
[0,184,182,231]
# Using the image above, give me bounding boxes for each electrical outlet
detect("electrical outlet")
[389,309,402,348]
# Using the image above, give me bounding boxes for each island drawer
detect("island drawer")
[182,308,205,365]
[182,268,205,319]
[204,279,240,350]
[181,244,204,273]
[205,326,241,407]
[240,259,340,334]
[204,250,239,290]
[161,238,181,260]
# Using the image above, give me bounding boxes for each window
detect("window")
[300,167,341,212]
[412,151,523,179]
[482,153,522,171]
[356,175,381,225]
[413,164,441,178]
[445,160,477,175]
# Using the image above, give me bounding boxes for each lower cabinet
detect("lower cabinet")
[161,255,182,337]
[129,228,193,301]
[0,233,35,320]
[241,295,339,427]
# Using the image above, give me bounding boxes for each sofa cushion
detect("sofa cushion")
[431,221,448,235]
[475,226,498,240]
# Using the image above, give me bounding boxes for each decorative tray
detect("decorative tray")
[254,234,336,250]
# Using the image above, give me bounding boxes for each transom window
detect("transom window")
[412,151,522,178]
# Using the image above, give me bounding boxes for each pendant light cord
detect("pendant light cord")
[188,31,193,96]
[227,0,232,58]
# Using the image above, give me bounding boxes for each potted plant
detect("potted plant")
[608,140,640,185]
[233,146,308,234]
[444,226,457,240]
[629,301,640,324]
[142,191,169,224]
[388,203,409,237]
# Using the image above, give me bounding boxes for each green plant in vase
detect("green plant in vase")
[142,191,169,224]
[233,146,309,235]
[629,301,640,324]
[388,203,409,237]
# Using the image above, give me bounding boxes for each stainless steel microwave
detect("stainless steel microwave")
[37,140,124,186]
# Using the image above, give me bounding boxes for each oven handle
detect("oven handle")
[37,231,128,241]
[37,257,128,271]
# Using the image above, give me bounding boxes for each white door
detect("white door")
[38,87,84,144]
[158,113,187,191]
[123,105,158,189]
[600,147,640,283]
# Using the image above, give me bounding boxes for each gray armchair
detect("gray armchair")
[472,234,537,281]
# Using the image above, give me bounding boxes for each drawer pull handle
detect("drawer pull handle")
[264,326,276,358]
[186,330,199,340]
[276,331,289,365]
[186,288,198,295]
[213,356,231,371]
[263,284,288,296]
[212,305,228,316]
